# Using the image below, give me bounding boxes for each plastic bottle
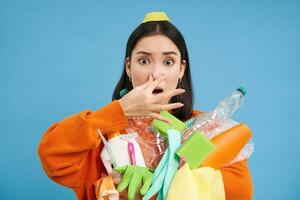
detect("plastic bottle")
[183,87,247,141]
[182,87,254,166]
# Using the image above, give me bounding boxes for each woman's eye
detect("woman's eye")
[138,58,150,65]
[164,59,174,66]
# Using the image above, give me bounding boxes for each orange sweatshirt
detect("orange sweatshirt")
[37,100,253,200]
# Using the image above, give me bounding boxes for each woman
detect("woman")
[38,12,253,200]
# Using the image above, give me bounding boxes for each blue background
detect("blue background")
[1,0,299,199]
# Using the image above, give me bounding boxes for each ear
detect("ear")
[125,57,131,77]
[179,60,187,79]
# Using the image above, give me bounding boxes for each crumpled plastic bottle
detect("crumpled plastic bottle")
[182,87,254,164]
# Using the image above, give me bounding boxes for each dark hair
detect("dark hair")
[112,21,194,121]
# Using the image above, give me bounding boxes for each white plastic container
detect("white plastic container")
[100,131,146,174]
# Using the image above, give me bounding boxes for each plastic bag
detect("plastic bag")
[126,117,168,170]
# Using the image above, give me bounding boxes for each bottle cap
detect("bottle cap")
[237,86,247,96]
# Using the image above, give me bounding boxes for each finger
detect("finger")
[117,167,132,192]
[113,165,128,173]
[150,112,172,124]
[128,173,142,200]
[140,174,153,195]
[150,103,184,112]
[144,75,166,92]
[139,74,154,90]
[153,88,185,103]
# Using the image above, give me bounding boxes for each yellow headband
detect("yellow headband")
[142,12,170,23]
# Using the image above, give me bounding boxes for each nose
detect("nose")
[151,64,164,80]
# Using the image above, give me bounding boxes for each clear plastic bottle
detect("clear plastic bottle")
[214,87,246,121]
[183,87,247,141]
[182,87,254,165]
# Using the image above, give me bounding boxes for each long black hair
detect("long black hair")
[112,21,194,121]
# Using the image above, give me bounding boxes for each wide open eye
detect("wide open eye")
[138,58,150,65]
[164,59,174,66]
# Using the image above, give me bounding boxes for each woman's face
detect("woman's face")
[126,34,186,103]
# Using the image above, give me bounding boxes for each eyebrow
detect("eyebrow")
[136,51,178,56]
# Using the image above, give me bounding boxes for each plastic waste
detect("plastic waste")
[99,130,146,174]
[183,87,254,164]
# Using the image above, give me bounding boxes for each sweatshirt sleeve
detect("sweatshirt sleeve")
[37,100,128,188]
[220,159,253,200]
